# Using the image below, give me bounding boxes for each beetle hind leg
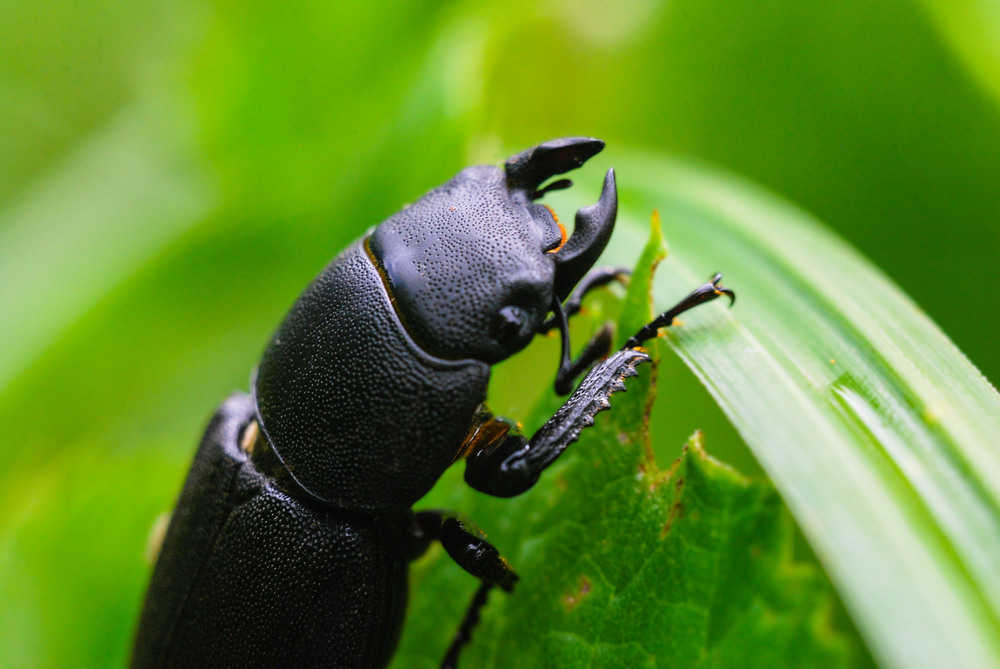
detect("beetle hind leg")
[441,582,492,669]
[438,516,517,669]
[406,511,518,590]
[405,511,517,668]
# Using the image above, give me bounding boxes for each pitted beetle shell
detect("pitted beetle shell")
[369,165,559,364]
[254,241,490,513]
[132,395,410,667]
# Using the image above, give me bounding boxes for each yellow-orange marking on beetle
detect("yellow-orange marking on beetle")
[240,420,260,455]
[544,204,568,254]
[457,417,511,460]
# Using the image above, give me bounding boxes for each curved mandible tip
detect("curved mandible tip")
[552,168,618,301]
[505,137,605,205]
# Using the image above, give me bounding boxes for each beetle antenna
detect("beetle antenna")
[550,295,615,395]
[539,266,629,334]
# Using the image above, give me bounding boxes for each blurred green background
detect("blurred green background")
[2,0,999,666]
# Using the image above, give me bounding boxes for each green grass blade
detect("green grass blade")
[0,106,214,392]
[917,0,1000,110]
[602,153,1000,669]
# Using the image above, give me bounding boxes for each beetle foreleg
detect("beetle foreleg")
[465,274,735,498]
[465,347,649,497]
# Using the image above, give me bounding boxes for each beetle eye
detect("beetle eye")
[496,305,529,347]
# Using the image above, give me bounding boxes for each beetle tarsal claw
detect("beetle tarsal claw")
[710,273,736,306]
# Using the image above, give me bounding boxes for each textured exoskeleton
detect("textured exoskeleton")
[132,138,733,669]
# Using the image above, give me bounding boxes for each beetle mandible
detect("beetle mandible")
[131,137,734,668]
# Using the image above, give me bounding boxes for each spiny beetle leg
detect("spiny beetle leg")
[625,272,735,348]
[465,348,650,497]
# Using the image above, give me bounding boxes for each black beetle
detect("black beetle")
[131,138,733,668]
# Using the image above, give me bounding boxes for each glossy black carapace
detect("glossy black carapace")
[131,138,734,669]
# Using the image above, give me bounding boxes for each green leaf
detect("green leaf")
[599,153,1000,669]
[616,209,668,350]
[391,219,853,668]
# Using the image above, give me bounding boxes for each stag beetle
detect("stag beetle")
[131,138,734,668]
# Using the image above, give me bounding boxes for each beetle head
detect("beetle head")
[368,137,617,363]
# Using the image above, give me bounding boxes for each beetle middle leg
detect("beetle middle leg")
[407,511,518,591]
[465,273,734,498]
[405,510,518,669]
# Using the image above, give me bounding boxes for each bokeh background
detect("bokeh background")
[2,0,999,666]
